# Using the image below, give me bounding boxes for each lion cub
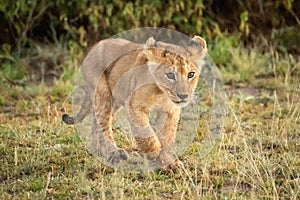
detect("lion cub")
[63,36,207,168]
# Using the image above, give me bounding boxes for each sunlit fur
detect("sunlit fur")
[63,36,207,167]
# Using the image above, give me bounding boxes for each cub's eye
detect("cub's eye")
[188,72,195,79]
[166,72,175,80]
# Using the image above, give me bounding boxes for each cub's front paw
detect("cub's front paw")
[158,149,179,169]
[143,150,161,160]
[162,159,184,170]
[108,149,128,164]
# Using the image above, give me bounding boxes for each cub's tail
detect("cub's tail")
[62,113,80,124]
[62,94,92,125]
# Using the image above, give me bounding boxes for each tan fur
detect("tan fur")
[63,36,207,167]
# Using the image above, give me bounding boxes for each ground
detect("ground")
[0,42,299,199]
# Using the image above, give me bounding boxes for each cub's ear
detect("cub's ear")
[145,37,157,48]
[187,36,207,59]
[143,37,157,59]
[191,36,207,50]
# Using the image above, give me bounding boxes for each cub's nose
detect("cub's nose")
[177,93,188,100]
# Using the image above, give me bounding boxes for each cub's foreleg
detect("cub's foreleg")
[156,108,181,167]
[126,95,162,159]
[92,75,128,163]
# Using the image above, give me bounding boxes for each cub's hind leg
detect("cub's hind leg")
[93,75,127,163]
[89,117,127,164]
[94,75,114,142]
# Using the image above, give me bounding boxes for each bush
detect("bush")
[0,0,299,55]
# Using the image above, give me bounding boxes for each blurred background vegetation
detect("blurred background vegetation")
[0,0,299,84]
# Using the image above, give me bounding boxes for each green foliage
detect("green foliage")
[0,62,26,82]
[239,11,249,37]
[209,35,240,67]
[0,0,210,50]
[271,26,300,53]
[1,0,299,52]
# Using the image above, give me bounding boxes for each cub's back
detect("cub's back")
[82,38,143,88]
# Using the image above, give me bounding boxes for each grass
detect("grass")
[0,38,299,199]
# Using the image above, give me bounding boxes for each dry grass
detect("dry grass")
[0,43,299,199]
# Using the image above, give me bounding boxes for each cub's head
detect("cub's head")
[144,36,207,107]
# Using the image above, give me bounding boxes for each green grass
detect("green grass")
[0,39,299,199]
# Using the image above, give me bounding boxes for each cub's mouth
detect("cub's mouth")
[173,100,189,107]
[170,91,191,107]
[170,94,190,107]
[160,86,191,107]
[174,99,187,104]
